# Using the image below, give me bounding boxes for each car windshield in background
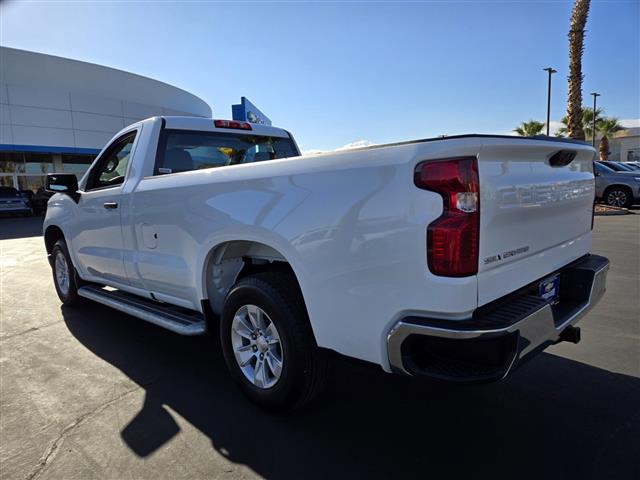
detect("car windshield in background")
[595,162,614,174]
[157,130,299,175]
[600,161,632,172]
[0,187,20,197]
[612,162,636,171]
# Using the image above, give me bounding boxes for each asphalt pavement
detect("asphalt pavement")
[0,213,638,480]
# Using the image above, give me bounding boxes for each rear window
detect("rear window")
[155,130,299,175]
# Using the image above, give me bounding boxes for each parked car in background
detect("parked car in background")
[31,187,54,215]
[594,162,640,208]
[0,186,32,216]
[19,189,34,206]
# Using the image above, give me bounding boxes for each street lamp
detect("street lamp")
[590,92,600,147]
[543,67,557,136]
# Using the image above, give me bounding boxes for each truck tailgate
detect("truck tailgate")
[476,138,596,306]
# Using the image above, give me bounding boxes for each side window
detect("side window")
[86,132,137,191]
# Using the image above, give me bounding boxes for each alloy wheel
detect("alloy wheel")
[231,304,283,389]
[606,190,628,207]
[54,251,70,296]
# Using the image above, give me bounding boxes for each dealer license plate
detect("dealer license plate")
[538,274,560,304]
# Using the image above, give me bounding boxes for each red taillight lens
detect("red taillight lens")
[214,119,252,130]
[415,157,479,277]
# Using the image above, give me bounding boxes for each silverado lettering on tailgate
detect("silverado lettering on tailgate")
[497,179,593,208]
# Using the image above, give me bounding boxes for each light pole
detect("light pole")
[590,92,600,147]
[543,67,557,136]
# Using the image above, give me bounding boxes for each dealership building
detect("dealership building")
[0,46,211,193]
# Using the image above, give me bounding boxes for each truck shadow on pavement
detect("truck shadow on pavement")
[0,215,44,240]
[61,303,640,480]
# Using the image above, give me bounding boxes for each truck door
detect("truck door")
[70,130,138,286]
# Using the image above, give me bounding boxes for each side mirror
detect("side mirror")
[46,173,79,201]
[594,171,601,177]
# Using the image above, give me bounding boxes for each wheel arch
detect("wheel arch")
[603,183,633,193]
[199,238,311,323]
[44,225,66,255]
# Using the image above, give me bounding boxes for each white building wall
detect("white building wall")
[618,133,640,162]
[608,128,640,162]
[0,47,211,152]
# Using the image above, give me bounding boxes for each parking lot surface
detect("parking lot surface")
[1,214,639,480]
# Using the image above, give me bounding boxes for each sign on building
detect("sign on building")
[232,97,272,126]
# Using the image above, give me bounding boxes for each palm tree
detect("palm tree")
[557,115,571,137]
[557,106,603,139]
[514,120,546,136]
[597,118,624,160]
[566,0,591,140]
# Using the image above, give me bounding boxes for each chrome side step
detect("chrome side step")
[77,285,207,335]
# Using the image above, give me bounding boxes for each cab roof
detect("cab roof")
[161,116,291,138]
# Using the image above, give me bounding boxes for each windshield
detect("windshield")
[0,187,19,197]
[611,162,634,171]
[602,162,629,172]
[156,130,300,175]
[595,162,614,173]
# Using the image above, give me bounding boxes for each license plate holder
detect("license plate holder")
[538,274,560,304]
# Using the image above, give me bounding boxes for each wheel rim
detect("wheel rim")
[54,251,70,296]
[606,190,627,207]
[231,304,283,389]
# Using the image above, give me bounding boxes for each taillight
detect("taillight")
[414,157,479,277]
[214,119,252,130]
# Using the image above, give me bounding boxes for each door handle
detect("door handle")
[103,202,118,210]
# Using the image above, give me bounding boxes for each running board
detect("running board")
[77,285,206,335]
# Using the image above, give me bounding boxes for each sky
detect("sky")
[1,0,638,152]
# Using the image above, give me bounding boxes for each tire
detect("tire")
[51,239,82,305]
[604,186,633,208]
[220,272,327,411]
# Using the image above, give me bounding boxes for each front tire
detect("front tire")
[220,272,327,411]
[51,239,82,305]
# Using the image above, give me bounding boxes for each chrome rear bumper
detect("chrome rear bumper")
[387,254,609,382]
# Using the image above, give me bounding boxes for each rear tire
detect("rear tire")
[51,239,82,306]
[604,186,633,208]
[220,272,327,411]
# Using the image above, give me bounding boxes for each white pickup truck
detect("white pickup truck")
[44,116,609,410]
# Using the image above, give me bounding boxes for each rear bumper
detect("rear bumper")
[387,254,609,382]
